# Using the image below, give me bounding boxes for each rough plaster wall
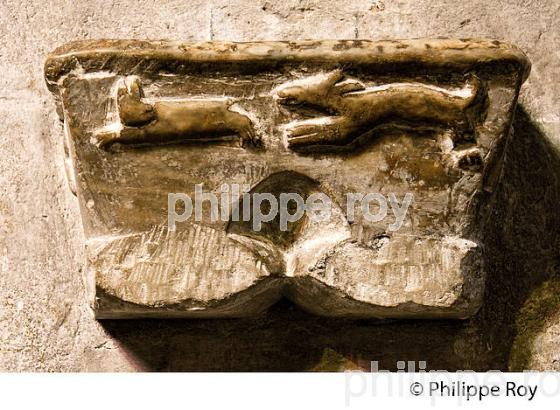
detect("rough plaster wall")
[0,0,559,371]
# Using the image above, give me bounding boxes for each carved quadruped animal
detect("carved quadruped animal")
[274,69,488,161]
[95,77,258,148]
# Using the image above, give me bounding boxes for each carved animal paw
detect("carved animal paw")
[93,130,119,148]
[450,147,484,170]
[233,115,259,147]
[283,117,349,148]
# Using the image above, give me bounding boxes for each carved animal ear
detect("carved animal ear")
[332,78,366,94]
[324,69,345,86]
[116,81,131,101]
[116,78,140,104]
[117,78,154,127]
[125,77,144,99]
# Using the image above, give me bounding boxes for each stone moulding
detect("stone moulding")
[44,39,530,319]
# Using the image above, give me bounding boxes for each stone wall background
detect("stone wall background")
[0,0,559,371]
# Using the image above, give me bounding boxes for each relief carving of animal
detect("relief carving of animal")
[96,77,257,148]
[273,70,487,166]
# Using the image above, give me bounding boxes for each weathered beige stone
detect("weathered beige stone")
[44,39,530,319]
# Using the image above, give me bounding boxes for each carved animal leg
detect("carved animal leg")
[446,146,484,171]
[94,130,119,148]
[95,126,149,148]
[455,147,483,170]
[283,116,351,148]
[227,109,258,146]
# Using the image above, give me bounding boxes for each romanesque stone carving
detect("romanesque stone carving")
[274,70,485,150]
[44,39,530,319]
[95,77,257,148]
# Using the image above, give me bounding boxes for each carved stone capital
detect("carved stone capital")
[45,39,530,319]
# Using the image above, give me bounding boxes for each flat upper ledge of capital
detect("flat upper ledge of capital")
[44,38,531,94]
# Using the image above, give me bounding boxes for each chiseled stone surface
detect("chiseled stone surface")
[45,39,528,319]
[0,0,559,371]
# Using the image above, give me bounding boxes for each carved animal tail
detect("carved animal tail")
[460,73,488,131]
[461,73,487,111]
